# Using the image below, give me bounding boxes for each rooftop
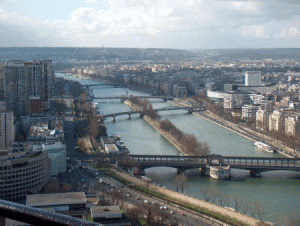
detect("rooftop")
[26,192,86,207]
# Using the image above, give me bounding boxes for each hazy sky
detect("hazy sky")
[1,0,300,49]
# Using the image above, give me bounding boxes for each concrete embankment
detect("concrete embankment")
[112,168,259,226]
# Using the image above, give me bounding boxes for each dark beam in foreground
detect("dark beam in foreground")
[0,199,101,226]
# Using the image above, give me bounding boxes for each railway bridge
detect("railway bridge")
[116,154,300,176]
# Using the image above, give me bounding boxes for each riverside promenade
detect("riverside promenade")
[112,168,259,226]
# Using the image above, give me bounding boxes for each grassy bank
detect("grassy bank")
[105,170,252,226]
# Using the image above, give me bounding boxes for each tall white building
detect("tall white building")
[0,111,14,149]
[245,71,261,86]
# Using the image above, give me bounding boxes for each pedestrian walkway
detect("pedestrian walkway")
[111,169,260,226]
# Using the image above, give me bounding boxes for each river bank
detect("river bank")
[111,168,260,226]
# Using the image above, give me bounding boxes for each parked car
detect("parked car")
[179,212,185,216]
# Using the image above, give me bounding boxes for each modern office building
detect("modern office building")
[223,92,251,109]
[0,145,50,202]
[4,60,53,115]
[245,71,261,86]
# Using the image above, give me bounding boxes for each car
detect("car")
[179,212,185,216]
[126,193,130,197]
[151,201,155,205]
[170,210,174,214]
[136,197,140,200]
[144,200,148,204]
[163,206,168,210]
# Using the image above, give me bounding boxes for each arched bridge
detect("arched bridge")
[116,154,300,174]
[94,95,173,102]
[84,84,123,88]
[100,106,203,121]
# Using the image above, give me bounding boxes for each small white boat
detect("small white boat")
[254,142,275,153]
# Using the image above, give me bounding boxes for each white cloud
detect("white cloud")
[289,26,298,36]
[2,0,300,48]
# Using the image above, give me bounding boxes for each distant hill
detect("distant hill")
[194,48,300,60]
[0,47,197,62]
[1,47,299,62]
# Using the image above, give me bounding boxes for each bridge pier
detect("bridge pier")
[128,113,131,120]
[187,107,193,114]
[249,169,262,178]
[112,115,116,122]
[139,113,144,118]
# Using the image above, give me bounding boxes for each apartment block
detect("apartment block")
[269,110,285,132]
[256,108,271,131]
[285,115,300,136]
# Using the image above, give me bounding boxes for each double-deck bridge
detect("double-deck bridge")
[100,106,203,121]
[116,154,300,175]
[68,153,300,176]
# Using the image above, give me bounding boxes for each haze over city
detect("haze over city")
[1,0,300,49]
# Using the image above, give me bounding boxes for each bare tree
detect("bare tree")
[241,199,250,215]
[255,201,266,221]
[126,207,143,226]
[174,173,188,194]
[233,194,241,212]
[202,187,211,202]
[44,180,60,193]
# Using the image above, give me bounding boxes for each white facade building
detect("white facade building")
[245,71,261,86]
[285,115,300,136]
[33,142,66,176]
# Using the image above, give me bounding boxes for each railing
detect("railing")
[0,199,101,226]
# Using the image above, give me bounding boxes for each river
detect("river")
[57,73,300,224]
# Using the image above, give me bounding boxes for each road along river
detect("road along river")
[57,73,300,224]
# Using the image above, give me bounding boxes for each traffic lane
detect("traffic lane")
[120,187,213,226]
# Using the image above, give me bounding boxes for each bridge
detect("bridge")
[94,95,173,102]
[84,84,123,88]
[116,154,300,176]
[100,106,202,121]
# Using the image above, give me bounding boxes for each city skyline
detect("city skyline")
[1,0,300,49]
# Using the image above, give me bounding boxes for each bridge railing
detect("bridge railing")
[0,199,101,226]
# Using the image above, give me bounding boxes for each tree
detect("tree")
[77,139,86,152]
[255,201,266,221]
[126,207,143,226]
[233,194,241,212]
[53,99,67,117]
[44,180,60,193]
[174,173,188,194]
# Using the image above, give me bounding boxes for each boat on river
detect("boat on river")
[254,141,275,153]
